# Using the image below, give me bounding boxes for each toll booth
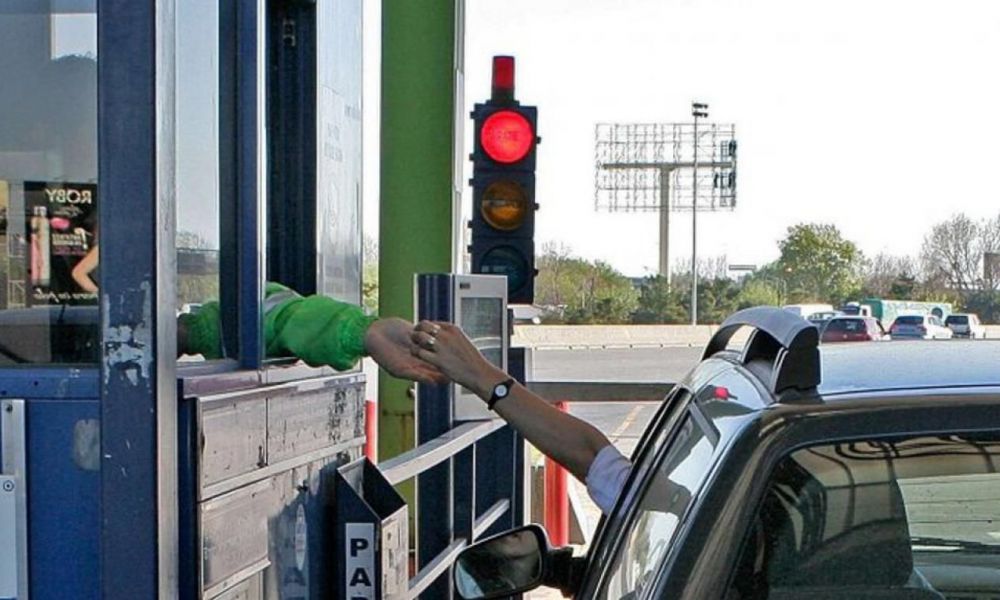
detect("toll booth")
[0,1,371,598]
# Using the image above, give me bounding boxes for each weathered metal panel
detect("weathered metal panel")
[201,479,272,593]
[266,381,364,464]
[182,374,367,599]
[210,572,263,600]
[201,397,268,488]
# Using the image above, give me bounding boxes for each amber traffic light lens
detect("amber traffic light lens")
[480,110,534,163]
[481,180,528,231]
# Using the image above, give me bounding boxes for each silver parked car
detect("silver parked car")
[945,313,986,339]
[889,314,953,340]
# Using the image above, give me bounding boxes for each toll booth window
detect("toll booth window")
[265,0,363,308]
[259,0,362,367]
[0,2,99,365]
[175,0,222,361]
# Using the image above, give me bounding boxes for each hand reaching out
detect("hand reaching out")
[364,317,448,385]
[409,320,507,398]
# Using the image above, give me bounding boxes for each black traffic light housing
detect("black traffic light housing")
[468,56,540,304]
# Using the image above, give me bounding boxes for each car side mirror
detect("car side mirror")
[454,525,548,599]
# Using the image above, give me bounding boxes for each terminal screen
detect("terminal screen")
[460,297,504,371]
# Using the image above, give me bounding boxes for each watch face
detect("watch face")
[495,384,509,397]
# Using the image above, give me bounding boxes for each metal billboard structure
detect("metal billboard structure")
[594,121,737,281]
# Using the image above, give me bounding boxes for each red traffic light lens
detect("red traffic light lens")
[481,180,528,231]
[480,110,534,164]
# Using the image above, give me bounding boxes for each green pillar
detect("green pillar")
[379,0,457,463]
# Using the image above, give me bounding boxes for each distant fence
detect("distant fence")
[513,324,1000,349]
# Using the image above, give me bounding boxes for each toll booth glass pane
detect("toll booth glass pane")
[176,0,221,361]
[0,1,99,365]
[317,0,362,305]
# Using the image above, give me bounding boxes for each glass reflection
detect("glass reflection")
[0,1,99,364]
[455,528,543,599]
[602,416,716,599]
[175,0,220,342]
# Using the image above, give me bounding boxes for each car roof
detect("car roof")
[818,340,1000,396]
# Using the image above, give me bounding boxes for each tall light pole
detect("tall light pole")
[691,102,708,325]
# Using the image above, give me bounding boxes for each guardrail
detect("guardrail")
[528,380,674,403]
[377,418,514,599]
[514,324,1000,349]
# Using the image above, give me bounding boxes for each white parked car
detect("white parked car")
[945,313,986,339]
[889,314,953,339]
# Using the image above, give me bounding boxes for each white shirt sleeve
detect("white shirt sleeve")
[585,444,632,515]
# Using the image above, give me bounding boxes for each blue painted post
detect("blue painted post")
[98,0,178,597]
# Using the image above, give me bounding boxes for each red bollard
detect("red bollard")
[364,399,377,462]
[544,401,570,547]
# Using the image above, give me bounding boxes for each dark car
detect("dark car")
[819,315,886,343]
[454,307,1000,599]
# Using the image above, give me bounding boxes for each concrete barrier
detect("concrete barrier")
[513,324,1000,349]
[513,325,723,349]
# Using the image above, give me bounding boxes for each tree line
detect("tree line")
[534,212,1000,324]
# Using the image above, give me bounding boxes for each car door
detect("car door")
[587,410,718,600]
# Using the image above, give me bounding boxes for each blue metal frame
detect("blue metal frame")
[98,0,178,597]
[266,0,318,295]
[236,0,265,369]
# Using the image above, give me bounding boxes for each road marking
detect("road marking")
[611,405,645,440]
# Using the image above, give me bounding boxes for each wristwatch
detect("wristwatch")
[487,378,516,410]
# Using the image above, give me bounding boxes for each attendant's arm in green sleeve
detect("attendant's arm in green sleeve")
[266,294,445,383]
[267,295,376,370]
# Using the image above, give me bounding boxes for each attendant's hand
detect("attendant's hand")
[410,321,507,398]
[365,318,447,384]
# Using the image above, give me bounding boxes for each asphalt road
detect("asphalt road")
[530,346,703,383]
[528,345,702,446]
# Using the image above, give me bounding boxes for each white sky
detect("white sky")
[365,1,1000,276]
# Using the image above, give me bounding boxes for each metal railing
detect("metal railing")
[370,360,673,598]
[378,417,519,599]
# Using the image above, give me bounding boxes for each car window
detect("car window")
[946,315,968,325]
[894,315,925,326]
[598,414,717,600]
[824,319,863,333]
[725,433,1000,599]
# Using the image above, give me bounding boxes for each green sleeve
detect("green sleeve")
[264,293,378,371]
[178,301,223,359]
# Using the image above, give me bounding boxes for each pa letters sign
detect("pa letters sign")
[345,523,375,600]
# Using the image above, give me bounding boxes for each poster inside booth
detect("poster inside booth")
[24,181,97,306]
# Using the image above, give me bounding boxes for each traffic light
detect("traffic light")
[469,56,539,304]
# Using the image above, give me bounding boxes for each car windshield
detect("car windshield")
[946,315,968,325]
[825,319,864,332]
[894,315,925,325]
